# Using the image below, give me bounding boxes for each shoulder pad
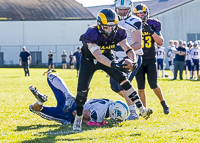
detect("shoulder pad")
[147,18,161,32]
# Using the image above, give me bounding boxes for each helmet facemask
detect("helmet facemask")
[133,3,149,23]
[97,9,119,37]
[115,0,133,20]
[109,101,129,124]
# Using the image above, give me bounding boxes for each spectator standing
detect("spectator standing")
[172,40,186,80]
[73,47,82,77]
[61,50,67,69]
[69,51,74,70]
[134,3,169,114]
[48,50,55,71]
[19,46,31,76]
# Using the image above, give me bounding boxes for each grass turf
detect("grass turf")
[0,68,200,143]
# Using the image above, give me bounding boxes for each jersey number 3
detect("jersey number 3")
[142,36,152,48]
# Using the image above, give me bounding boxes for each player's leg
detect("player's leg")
[147,59,169,114]
[179,61,185,80]
[105,64,153,120]
[47,73,75,112]
[73,57,95,131]
[160,59,165,78]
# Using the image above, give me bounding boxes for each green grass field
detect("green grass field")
[0,68,200,143]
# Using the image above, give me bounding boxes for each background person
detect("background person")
[172,40,186,80]
[73,47,82,77]
[69,51,75,70]
[19,46,31,76]
[134,3,169,114]
[48,50,55,71]
[167,40,176,79]
[156,46,165,78]
[61,50,67,69]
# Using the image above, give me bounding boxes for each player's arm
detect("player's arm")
[152,32,163,46]
[82,110,91,124]
[87,43,112,67]
[130,29,142,51]
[119,39,137,62]
[29,55,32,64]
[19,57,22,65]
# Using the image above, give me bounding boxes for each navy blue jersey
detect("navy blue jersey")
[19,51,30,61]
[175,47,186,62]
[142,18,161,59]
[73,51,82,64]
[81,25,127,60]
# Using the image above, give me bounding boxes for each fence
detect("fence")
[0,44,82,67]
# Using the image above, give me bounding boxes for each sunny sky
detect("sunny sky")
[75,0,151,7]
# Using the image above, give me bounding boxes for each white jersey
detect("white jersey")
[191,48,200,60]
[185,47,192,61]
[167,46,177,61]
[115,15,143,60]
[156,46,165,59]
[83,99,114,123]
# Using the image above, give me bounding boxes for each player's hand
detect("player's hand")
[143,23,154,35]
[111,61,130,73]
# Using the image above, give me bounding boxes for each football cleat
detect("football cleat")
[161,100,169,114]
[140,108,153,120]
[73,115,83,131]
[63,95,75,112]
[29,86,48,103]
[126,112,139,120]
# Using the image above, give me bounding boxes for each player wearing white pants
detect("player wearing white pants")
[156,46,165,78]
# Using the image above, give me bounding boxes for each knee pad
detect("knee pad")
[121,80,132,90]
[75,91,88,106]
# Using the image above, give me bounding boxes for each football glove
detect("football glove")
[143,23,154,35]
[111,61,130,73]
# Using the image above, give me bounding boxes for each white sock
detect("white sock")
[157,70,160,77]
[36,100,43,105]
[162,70,165,77]
[129,105,137,113]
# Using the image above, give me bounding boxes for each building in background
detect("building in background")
[0,0,96,66]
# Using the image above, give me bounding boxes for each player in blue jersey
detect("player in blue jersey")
[72,8,153,131]
[133,3,169,114]
[109,0,143,120]
[29,72,129,126]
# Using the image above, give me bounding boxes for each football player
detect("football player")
[29,72,129,126]
[167,40,177,79]
[108,0,143,120]
[133,3,169,114]
[156,46,165,78]
[73,8,153,131]
[185,41,193,80]
[191,41,200,80]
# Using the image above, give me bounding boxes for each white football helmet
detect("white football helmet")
[109,101,129,123]
[115,0,133,20]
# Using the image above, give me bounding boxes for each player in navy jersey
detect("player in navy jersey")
[29,72,129,126]
[73,47,82,77]
[191,41,200,80]
[109,0,143,120]
[133,3,169,114]
[72,8,153,131]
